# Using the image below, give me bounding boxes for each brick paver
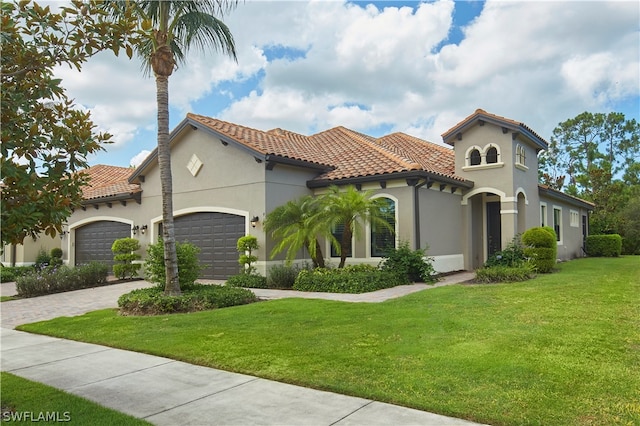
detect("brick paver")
[1,280,155,329]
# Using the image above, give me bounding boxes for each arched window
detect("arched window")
[486,146,498,164]
[371,197,396,257]
[515,145,525,165]
[469,149,481,166]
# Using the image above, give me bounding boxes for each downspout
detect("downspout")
[413,178,429,250]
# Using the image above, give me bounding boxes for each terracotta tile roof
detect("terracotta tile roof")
[442,108,548,148]
[81,165,141,201]
[376,133,458,180]
[188,114,332,168]
[187,113,467,183]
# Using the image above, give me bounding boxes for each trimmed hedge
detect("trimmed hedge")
[475,264,535,283]
[226,274,268,289]
[15,262,109,297]
[118,283,258,315]
[586,234,622,257]
[0,266,32,283]
[522,227,557,273]
[293,265,408,293]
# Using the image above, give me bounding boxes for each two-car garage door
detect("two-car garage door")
[75,213,244,280]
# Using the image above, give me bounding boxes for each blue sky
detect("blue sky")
[55,0,639,168]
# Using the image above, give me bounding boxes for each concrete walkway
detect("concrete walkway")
[1,272,485,426]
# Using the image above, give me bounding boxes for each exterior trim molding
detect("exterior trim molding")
[150,207,250,242]
[461,187,506,205]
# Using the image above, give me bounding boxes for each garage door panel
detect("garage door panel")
[171,212,245,280]
[75,221,130,268]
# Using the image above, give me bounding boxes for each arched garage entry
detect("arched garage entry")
[164,212,245,280]
[75,221,130,268]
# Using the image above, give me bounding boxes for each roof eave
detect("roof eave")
[307,170,473,189]
[538,185,594,210]
[82,191,142,206]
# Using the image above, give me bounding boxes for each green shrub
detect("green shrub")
[0,266,31,283]
[266,264,301,289]
[522,226,557,247]
[293,265,407,293]
[226,274,268,289]
[118,283,258,315]
[236,235,259,275]
[145,239,203,287]
[586,234,623,257]
[34,248,51,269]
[49,248,63,267]
[15,262,109,297]
[484,236,527,268]
[475,263,535,283]
[80,261,109,286]
[522,227,557,273]
[112,238,142,279]
[378,241,436,283]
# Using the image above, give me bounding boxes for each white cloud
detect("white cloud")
[130,150,152,168]
[51,0,638,166]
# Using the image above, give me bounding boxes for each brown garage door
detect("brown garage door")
[169,212,245,280]
[75,221,130,268]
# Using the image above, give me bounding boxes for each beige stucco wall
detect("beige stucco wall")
[2,234,59,267]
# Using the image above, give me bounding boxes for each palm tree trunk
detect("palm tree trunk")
[156,74,180,295]
[339,222,352,268]
[313,240,325,268]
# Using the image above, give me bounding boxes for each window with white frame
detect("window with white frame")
[540,203,547,227]
[516,145,526,166]
[553,207,562,242]
[486,146,499,164]
[570,210,579,227]
[469,148,481,166]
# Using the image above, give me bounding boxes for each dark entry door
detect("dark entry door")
[486,202,502,257]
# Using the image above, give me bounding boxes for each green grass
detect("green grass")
[0,296,17,302]
[18,257,640,426]
[0,372,150,425]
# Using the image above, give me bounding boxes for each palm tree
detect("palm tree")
[263,196,332,268]
[104,1,238,295]
[321,185,395,268]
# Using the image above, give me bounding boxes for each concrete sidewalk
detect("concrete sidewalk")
[1,328,485,425]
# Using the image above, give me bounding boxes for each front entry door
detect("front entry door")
[486,202,502,257]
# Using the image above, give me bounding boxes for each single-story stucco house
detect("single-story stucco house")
[3,109,594,278]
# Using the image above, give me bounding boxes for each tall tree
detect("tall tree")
[1,1,137,246]
[539,111,640,248]
[263,196,330,268]
[321,186,394,268]
[104,1,238,295]
[539,112,639,195]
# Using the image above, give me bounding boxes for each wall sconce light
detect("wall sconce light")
[250,216,260,228]
[60,231,67,239]
[141,225,148,235]
[132,225,139,235]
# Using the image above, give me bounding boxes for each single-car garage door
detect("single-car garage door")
[170,212,245,280]
[75,221,130,268]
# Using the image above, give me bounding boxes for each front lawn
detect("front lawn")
[19,257,640,426]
